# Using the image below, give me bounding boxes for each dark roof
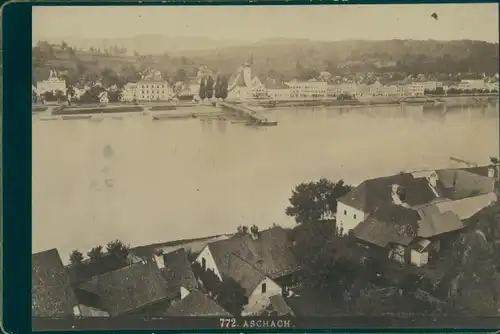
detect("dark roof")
[210,252,266,296]
[460,165,496,178]
[66,253,129,286]
[160,248,198,295]
[165,290,231,316]
[435,168,495,200]
[208,226,298,279]
[353,203,421,248]
[79,261,172,317]
[32,249,78,317]
[338,173,437,213]
[228,70,248,88]
[269,295,295,316]
[416,208,465,238]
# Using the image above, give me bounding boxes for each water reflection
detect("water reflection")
[32,104,499,260]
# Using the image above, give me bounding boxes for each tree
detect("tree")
[216,277,248,316]
[236,225,249,236]
[174,69,187,83]
[87,246,104,261]
[220,76,229,100]
[199,78,206,100]
[205,76,214,99]
[69,250,84,265]
[54,90,65,102]
[106,239,130,261]
[42,91,56,102]
[32,90,38,104]
[214,76,222,99]
[285,178,353,225]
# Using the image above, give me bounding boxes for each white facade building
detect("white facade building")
[36,69,66,95]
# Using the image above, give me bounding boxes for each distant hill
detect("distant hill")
[32,38,499,85]
[33,34,247,55]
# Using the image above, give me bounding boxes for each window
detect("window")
[353,214,357,219]
[261,283,267,293]
[201,257,206,271]
[344,210,347,215]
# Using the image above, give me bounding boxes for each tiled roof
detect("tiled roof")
[269,295,295,316]
[352,203,421,248]
[210,252,266,296]
[338,173,438,213]
[79,261,172,317]
[32,249,78,317]
[434,192,497,220]
[435,168,495,200]
[165,290,231,316]
[208,226,298,280]
[66,253,129,286]
[160,248,198,295]
[416,209,465,238]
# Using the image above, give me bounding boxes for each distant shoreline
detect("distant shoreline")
[32,95,499,116]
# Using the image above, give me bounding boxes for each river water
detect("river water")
[32,104,499,262]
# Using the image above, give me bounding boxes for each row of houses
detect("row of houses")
[32,225,299,319]
[32,164,499,321]
[337,165,499,268]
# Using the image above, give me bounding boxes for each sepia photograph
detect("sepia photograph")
[31,3,499,328]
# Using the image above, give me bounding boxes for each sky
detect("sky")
[33,4,498,43]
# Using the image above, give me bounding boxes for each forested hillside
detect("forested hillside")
[33,38,499,86]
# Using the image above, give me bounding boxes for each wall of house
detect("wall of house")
[336,202,367,233]
[244,276,282,316]
[180,286,190,299]
[410,250,429,267]
[75,304,109,318]
[195,246,223,280]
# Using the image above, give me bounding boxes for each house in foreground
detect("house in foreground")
[195,226,299,316]
[32,249,79,318]
[165,289,231,316]
[346,165,498,267]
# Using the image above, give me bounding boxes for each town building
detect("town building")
[405,83,425,96]
[120,83,138,102]
[227,63,253,101]
[194,226,299,316]
[421,81,444,91]
[285,79,327,99]
[339,165,498,267]
[36,69,67,95]
[459,79,486,91]
[251,76,267,99]
[264,78,291,100]
[135,80,172,101]
[32,249,79,318]
[165,290,231,316]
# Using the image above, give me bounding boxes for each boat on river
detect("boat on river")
[152,113,195,120]
[62,115,92,120]
[246,119,278,127]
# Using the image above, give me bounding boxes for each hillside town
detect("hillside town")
[32,42,499,106]
[33,162,500,323]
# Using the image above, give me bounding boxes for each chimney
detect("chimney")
[73,305,82,319]
[153,253,165,269]
[488,167,496,178]
[250,225,259,240]
[429,172,438,188]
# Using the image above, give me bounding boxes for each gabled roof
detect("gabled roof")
[208,226,298,280]
[269,294,295,316]
[160,248,198,295]
[352,203,421,248]
[165,290,231,316]
[434,192,497,220]
[32,249,78,317]
[338,173,437,213]
[210,252,267,296]
[435,168,496,200]
[417,209,465,238]
[79,260,171,317]
[66,253,129,286]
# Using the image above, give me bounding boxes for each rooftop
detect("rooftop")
[160,248,198,295]
[79,260,172,317]
[32,249,78,317]
[165,290,231,316]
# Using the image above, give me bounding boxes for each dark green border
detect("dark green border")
[2,1,499,333]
